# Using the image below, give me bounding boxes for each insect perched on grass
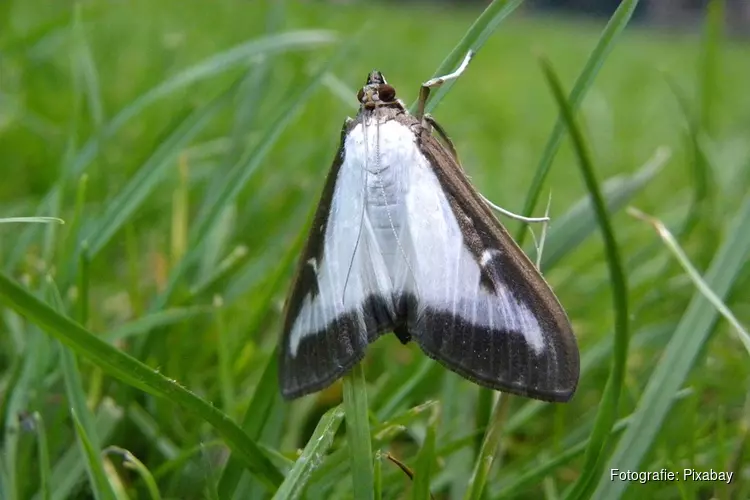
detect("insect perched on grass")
[279,52,579,403]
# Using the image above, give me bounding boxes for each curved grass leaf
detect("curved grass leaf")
[593,196,750,499]
[540,57,629,500]
[272,406,345,500]
[628,207,750,354]
[516,0,641,246]
[70,410,116,500]
[539,147,669,271]
[308,402,438,493]
[104,447,162,500]
[0,272,284,491]
[409,0,525,115]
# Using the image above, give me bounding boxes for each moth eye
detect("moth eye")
[357,88,365,103]
[379,84,396,102]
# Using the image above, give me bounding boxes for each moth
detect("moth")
[279,52,579,402]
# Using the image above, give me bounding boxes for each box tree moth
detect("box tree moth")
[279,52,579,402]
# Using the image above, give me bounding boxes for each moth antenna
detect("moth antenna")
[342,119,370,302]
[480,194,550,224]
[416,50,474,121]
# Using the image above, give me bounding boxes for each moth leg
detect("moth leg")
[480,194,551,224]
[424,114,460,164]
[415,50,475,121]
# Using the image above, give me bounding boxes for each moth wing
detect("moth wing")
[279,122,396,399]
[401,133,579,402]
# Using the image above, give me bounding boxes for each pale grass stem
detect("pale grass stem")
[628,206,750,356]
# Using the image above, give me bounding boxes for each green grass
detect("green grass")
[1,0,749,498]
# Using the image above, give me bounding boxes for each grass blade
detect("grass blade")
[44,276,116,500]
[215,298,235,414]
[0,217,64,224]
[104,447,162,500]
[32,412,51,500]
[374,450,383,500]
[375,358,437,420]
[516,0,641,245]
[102,306,216,344]
[70,410,116,500]
[215,352,281,496]
[32,399,123,500]
[411,406,438,500]
[539,57,629,500]
[540,147,669,271]
[409,0,525,115]
[5,30,336,272]
[463,394,511,500]
[594,196,750,498]
[72,4,104,129]
[215,326,287,492]
[83,87,233,258]
[0,272,284,491]
[67,30,337,179]
[307,402,438,492]
[628,207,750,355]
[343,363,374,499]
[272,406,345,500]
[498,417,629,498]
[698,0,724,137]
[496,388,693,497]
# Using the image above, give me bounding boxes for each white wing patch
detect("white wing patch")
[402,139,546,354]
[288,118,404,356]
[288,118,546,356]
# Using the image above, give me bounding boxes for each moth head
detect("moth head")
[357,70,397,109]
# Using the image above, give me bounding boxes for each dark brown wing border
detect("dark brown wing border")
[411,125,580,402]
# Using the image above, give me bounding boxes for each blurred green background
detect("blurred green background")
[1,0,749,499]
